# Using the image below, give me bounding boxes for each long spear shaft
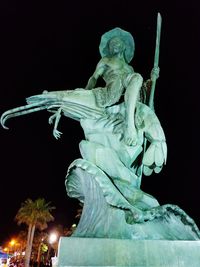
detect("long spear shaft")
[137,13,162,185]
[148,12,162,110]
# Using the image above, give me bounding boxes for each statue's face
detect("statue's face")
[108,37,124,55]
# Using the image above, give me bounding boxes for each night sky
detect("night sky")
[1,1,200,243]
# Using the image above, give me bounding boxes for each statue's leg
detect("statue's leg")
[124,74,143,146]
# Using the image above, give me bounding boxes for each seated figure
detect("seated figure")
[26,27,144,146]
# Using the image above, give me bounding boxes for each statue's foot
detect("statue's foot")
[123,127,138,146]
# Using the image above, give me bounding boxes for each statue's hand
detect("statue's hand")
[53,129,63,140]
[85,76,96,90]
[151,66,160,81]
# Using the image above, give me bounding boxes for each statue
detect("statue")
[1,17,200,240]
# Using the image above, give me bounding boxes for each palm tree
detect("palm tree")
[15,198,55,267]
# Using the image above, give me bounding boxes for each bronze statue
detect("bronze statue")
[1,17,200,240]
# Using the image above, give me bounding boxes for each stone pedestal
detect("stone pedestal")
[58,237,200,267]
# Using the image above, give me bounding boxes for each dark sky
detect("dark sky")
[1,1,200,243]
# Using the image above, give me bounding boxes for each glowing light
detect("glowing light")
[49,233,58,244]
[9,239,16,246]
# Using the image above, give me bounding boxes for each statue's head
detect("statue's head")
[108,36,125,56]
[99,27,135,63]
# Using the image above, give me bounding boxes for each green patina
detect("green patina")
[1,16,200,241]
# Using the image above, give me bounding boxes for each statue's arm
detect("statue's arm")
[140,67,160,104]
[85,59,106,90]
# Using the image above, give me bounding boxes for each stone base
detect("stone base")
[58,237,200,267]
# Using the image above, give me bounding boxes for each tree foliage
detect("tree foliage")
[15,198,55,267]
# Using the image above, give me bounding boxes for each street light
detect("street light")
[49,233,58,245]
[48,233,58,267]
[44,232,58,267]
[8,239,17,255]
[49,232,58,256]
[9,240,16,247]
[3,248,8,253]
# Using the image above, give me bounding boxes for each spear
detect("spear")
[148,12,162,110]
[137,13,162,185]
